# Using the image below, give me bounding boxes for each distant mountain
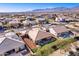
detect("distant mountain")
[0,6,79,14]
[72,6,79,9]
[71,6,79,12]
[32,6,79,12]
[32,7,71,12]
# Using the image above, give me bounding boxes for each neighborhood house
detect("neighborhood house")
[0,32,29,56]
[48,25,74,38]
[28,28,56,46]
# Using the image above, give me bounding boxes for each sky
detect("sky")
[0,3,79,12]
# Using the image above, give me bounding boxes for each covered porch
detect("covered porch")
[36,37,56,46]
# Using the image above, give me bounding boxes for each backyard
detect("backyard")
[32,37,77,56]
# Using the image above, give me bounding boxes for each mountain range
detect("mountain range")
[0,6,79,14]
[32,6,79,12]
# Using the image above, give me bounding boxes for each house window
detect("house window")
[58,32,71,38]
[19,45,26,51]
[4,49,15,56]
[36,37,55,46]
[68,31,74,35]
[15,47,20,53]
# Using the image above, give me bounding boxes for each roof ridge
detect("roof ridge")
[8,37,24,43]
[34,29,40,42]
[0,37,6,45]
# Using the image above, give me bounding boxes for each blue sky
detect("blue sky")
[0,3,79,12]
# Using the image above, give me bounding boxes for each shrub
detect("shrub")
[33,37,76,56]
[64,37,76,43]
[32,47,41,53]
[36,47,54,56]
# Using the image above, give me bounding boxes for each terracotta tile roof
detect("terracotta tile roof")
[23,38,36,49]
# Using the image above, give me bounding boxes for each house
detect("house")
[28,28,56,46]
[0,18,7,23]
[70,27,79,36]
[0,22,5,32]
[14,30,37,53]
[47,18,55,24]
[65,24,76,29]
[5,32,22,41]
[0,36,29,56]
[26,17,37,26]
[65,17,76,22]
[22,20,30,26]
[48,25,74,38]
[0,26,5,33]
[46,15,57,24]
[0,32,29,56]
[74,23,79,27]
[29,21,37,26]
[8,19,21,28]
[65,23,79,36]
[35,16,46,24]
[5,18,13,22]
[55,17,66,22]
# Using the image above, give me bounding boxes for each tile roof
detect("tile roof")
[28,28,55,42]
[0,37,24,54]
[50,25,69,33]
[23,38,36,49]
